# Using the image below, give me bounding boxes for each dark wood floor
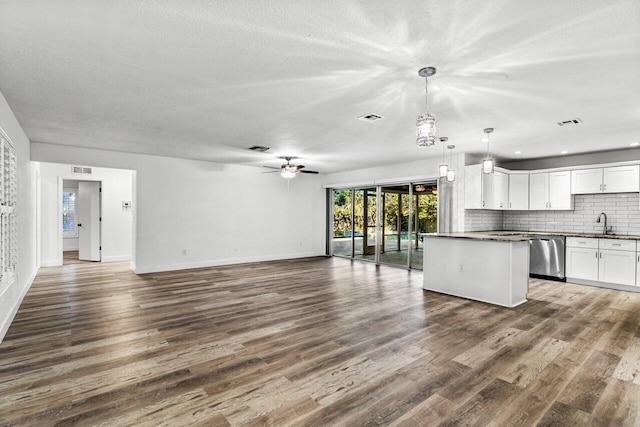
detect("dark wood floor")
[1,257,640,426]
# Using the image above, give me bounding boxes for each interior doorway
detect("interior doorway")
[62,179,102,264]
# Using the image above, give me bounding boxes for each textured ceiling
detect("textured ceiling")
[1,1,639,173]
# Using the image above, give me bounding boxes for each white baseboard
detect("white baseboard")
[0,269,38,344]
[102,255,132,263]
[133,251,324,274]
[40,259,62,267]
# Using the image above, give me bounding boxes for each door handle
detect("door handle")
[78,223,82,227]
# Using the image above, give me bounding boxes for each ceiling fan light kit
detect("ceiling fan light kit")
[416,67,437,147]
[262,156,319,179]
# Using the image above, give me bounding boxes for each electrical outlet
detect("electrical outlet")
[234,246,238,252]
[299,242,303,247]
[459,264,464,272]
[182,249,187,256]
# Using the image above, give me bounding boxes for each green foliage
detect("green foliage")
[333,189,438,237]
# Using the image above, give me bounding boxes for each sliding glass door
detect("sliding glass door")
[331,189,352,257]
[354,188,377,262]
[330,181,437,270]
[380,186,410,267]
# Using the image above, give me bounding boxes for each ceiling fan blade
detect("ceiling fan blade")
[296,165,306,169]
[261,170,281,174]
[262,165,281,170]
[298,170,319,174]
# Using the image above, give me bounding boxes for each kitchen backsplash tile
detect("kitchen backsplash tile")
[502,193,640,235]
[465,209,503,231]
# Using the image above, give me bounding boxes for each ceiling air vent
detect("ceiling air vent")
[358,113,384,122]
[72,166,92,175]
[557,118,583,127]
[248,145,270,152]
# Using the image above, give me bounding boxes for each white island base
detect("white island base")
[423,235,530,308]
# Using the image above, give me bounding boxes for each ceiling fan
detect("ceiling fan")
[262,157,319,179]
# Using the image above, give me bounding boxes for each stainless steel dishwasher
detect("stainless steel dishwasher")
[529,235,566,280]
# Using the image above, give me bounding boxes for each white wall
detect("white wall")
[31,143,326,273]
[39,163,133,265]
[0,90,38,343]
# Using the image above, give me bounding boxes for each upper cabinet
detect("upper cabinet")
[464,166,508,209]
[529,171,573,210]
[465,162,640,211]
[571,165,640,194]
[508,174,529,210]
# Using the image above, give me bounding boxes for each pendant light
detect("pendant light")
[482,127,494,174]
[446,145,456,182]
[416,67,437,147]
[438,137,448,178]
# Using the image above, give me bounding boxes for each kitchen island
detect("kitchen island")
[423,233,530,308]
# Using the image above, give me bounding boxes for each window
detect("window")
[0,133,17,293]
[62,190,78,237]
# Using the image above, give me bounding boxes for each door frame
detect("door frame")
[57,178,102,265]
[328,180,437,270]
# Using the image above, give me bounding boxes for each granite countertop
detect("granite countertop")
[423,232,531,242]
[424,231,640,241]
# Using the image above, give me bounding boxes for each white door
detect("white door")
[549,171,572,210]
[78,181,101,261]
[529,173,549,210]
[508,174,529,210]
[599,249,636,286]
[603,165,640,193]
[566,246,599,281]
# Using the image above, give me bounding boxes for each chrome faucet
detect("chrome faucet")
[596,212,612,235]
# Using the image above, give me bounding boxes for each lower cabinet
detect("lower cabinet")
[566,246,599,281]
[598,249,636,286]
[566,237,637,287]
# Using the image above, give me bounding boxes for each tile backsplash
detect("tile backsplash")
[502,193,640,235]
[465,209,504,231]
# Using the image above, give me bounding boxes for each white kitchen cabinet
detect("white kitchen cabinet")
[529,173,549,210]
[529,171,572,210]
[599,249,636,286]
[571,165,639,194]
[492,171,509,210]
[508,174,529,210]
[604,166,640,193]
[567,238,637,287]
[464,166,508,210]
[566,246,599,281]
[571,168,602,194]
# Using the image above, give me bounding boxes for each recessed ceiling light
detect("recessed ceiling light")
[630,142,640,147]
[560,150,569,155]
[514,150,522,155]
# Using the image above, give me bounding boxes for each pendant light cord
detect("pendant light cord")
[424,76,429,113]
[486,133,490,158]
